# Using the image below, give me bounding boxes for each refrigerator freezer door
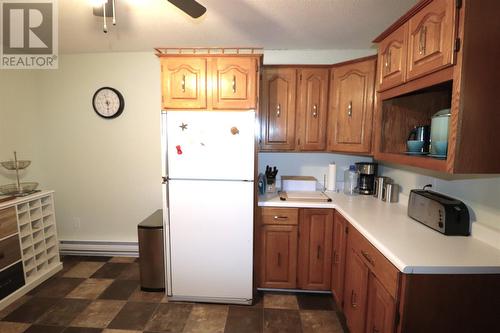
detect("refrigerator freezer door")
[167,179,253,302]
[166,111,255,180]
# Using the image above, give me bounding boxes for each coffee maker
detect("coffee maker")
[355,162,378,195]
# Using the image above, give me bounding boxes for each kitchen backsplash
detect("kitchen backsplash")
[258,152,372,189]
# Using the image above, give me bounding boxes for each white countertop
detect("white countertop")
[259,191,500,274]
[0,190,54,210]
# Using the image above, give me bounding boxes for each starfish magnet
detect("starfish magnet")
[179,123,188,131]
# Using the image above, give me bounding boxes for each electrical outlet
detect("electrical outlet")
[73,217,81,229]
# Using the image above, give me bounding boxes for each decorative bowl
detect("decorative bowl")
[0,182,39,195]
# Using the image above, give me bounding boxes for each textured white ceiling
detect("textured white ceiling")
[59,0,417,54]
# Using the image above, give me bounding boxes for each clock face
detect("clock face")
[92,87,124,119]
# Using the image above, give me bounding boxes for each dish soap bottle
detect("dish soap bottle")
[343,165,359,196]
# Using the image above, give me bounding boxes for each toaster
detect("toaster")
[408,189,470,236]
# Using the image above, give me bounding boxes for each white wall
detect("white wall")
[35,52,162,242]
[259,152,372,188]
[379,163,500,231]
[0,71,46,187]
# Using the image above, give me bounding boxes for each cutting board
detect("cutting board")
[280,191,331,202]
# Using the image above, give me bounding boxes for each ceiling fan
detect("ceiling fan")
[93,0,206,33]
[167,0,207,19]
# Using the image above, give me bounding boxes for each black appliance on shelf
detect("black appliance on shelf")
[355,162,378,195]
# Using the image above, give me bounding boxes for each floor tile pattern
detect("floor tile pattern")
[0,256,347,333]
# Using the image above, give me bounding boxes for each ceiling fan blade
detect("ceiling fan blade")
[167,0,206,18]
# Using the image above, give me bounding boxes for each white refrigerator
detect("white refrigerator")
[161,110,255,305]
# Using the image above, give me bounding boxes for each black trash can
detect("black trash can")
[138,210,165,291]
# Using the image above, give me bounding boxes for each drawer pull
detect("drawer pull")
[273,216,288,220]
[347,101,353,117]
[232,75,236,93]
[373,327,380,333]
[276,104,281,117]
[277,252,281,267]
[350,290,357,308]
[317,245,321,259]
[361,250,375,265]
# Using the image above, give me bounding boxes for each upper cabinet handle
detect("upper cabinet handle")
[232,75,236,93]
[312,104,318,118]
[385,49,392,71]
[181,74,186,93]
[276,104,281,117]
[419,26,427,55]
[347,101,353,117]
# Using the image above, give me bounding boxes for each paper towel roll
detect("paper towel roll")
[327,163,336,191]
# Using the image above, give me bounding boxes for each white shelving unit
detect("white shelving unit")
[17,194,60,284]
[0,191,62,310]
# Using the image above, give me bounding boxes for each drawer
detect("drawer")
[0,262,25,300]
[261,208,299,225]
[0,207,17,239]
[0,235,22,270]
[348,225,400,298]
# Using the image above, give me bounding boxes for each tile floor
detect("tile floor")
[0,256,347,333]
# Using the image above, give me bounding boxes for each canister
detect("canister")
[382,183,399,203]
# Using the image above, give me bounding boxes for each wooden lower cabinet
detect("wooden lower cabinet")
[297,209,333,290]
[331,211,347,305]
[366,273,396,333]
[258,207,333,291]
[343,248,370,333]
[259,225,298,289]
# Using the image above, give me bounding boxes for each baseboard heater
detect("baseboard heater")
[59,240,139,257]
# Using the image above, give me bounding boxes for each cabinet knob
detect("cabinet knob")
[347,101,353,117]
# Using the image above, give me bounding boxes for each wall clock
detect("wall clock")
[92,87,125,119]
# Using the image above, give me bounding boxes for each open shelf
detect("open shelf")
[17,211,30,225]
[376,81,452,172]
[17,202,29,213]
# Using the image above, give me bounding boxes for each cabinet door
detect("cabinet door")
[259,225,298,289]
[298,209,333,290]
[365,274,396,333]
[161,57,207,109]
[407,0,455,80]
[260,68,297,150]
[378,23,408,91]
[331,212,347,306]
[344,249,369,333]
[328,59,376,153]
[296,68,329,150]
[212,57,257,109]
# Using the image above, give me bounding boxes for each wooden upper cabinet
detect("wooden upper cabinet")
[161,57,207,109]
[259,225,298,289]
[331,211,347,306]
[407,0,455,80]
[378,23,408,91]
[365,274,396,333]
[296,68,329,150]
[260,68,297,150]
[328,58,376,154]
[212,57,257,109]
[298,209,333,290]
